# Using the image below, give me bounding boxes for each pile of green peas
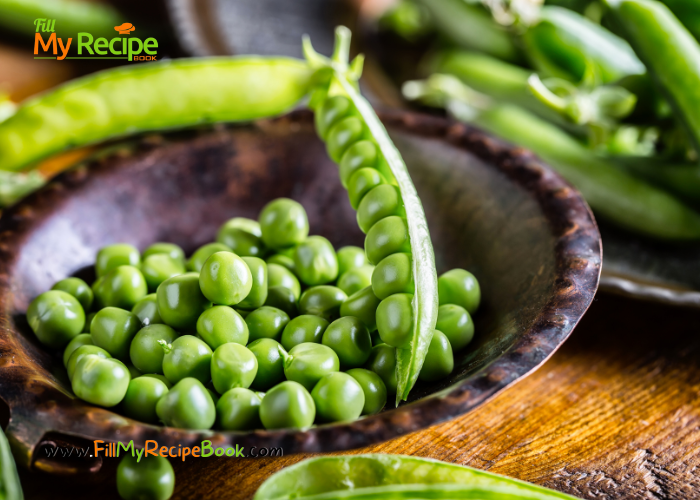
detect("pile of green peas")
[26,197,480,431]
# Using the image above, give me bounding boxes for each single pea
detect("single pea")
[211,343,258,394]
[156,377,216,429]
[316,94,353,140]
[418,330,454,382]
[236,257,268,309]
[67,345,111,380]
[372,253,414,300]
[336,245,370,276]
[438,269,481,314]
[340,285,381,331]
[436,304,474,351]
[365,343,398,394]
[196,306,248,350]
[339,140,378,188]
[216,387,262,431]
[293,236,339,286]
[142,242,186,264]
[93,265,148,310]
[280,315,329,351]
[376,293,414,349]
[162,335,213,385]
[51,277,93,311]
[121,376,169,424]
[91,307,140,359]
[72,354,130,407]
[259,198,309,250]
[322,316,373,369]
[264,286,299,318]
[375,156,398,185]
[63,333,93,367]
[337,265,374,296]
[311,372,365,423]
[268,263,301,300]
[217,217,266,257]
[346,368,387,415]
[364,216,410,265]
[206,386,220,406]
[187,243,231,272]
[27,290,85,349]
[247,338,286,391]
[156,273,212,331]
[83,312,96,333]
[142,373,172,388]
[199,252,253,306]
[245,306,290,342]
[298,286,347,322]
[259,381,315,430]
[117,454,174,500]
[266,254,297,275]
[282,343,340,391]
[357,184,405,234]
[129,324,178,374]
[95,243,140,278]
[131,293,162,326]
[347,168,386,210]
[327,116,366,162]
[141,254,186,292]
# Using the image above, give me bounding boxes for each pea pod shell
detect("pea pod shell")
[0,426,23,500]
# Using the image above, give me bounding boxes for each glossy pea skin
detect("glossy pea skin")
[259,198,309,250]
[298,286,347,322]
[121,376,169,423]
[141,254,186,292]
[259,381,315,430]
[326,116,366,163]
[266,254,297,275]
[91,307,141,359]
[247,338,286,391]
[339,140,379,188]
[129,324,178,374]
[95,243,140,278]
[117,454,174,500]
[336,245,370,276]
[418,330,454,382]
[196,306,249,350]
[187,243,231,272]
[211,343,258,394]
[281,315,329,351]
[63,333,93,367]
[131,293,162,327]
[156,273,212,331]
[283,342,340,391]
[268,263,301,300]
[162,335,213,385]
[237,256,268,309]
[364,216,410,265]
[438,269,481,314]
[93,265,148,310]
[436,304,474,351]
[72,354,130,407]
[316,94,354,140]
[357,184,405,234]
[322,316,373,369]
[246,306,290,342]
[27,290,85,349]
[142,242,186,264]
[67,345,111,380]
[346,368,387,415]
[199,252,253,306]
[340,286,381,332]
[51,277,93,311]
[293,236,339,286]
[83,312,96,333]
[376,293,414,349]
[217,217,266,257]
[142,373,172,388]
[264,286,299,318]
[372,253,414,300]
[337,265,374,296]
[311,372,365,423]
[216,387,262,431]
[365,343,398,394]
[347,168,386,210]
[156,377,216,430]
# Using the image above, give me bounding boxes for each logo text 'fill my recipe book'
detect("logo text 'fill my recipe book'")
[34,19,158,61]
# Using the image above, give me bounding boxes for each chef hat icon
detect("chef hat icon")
[115,23,135,35]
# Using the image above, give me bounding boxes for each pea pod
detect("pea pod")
[305,27,439,404]
[0,426,23,500]
[0,57,313,171]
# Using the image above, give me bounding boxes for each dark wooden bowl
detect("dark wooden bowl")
[0,110,601,474]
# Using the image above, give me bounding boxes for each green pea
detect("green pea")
[234,308,250,319]
[339,140,378,188]
[129,324,178,374]
[436,304,474,351]
[265,286,299,318]
[117,454,174,500]
[198,252,253,306]
[67,345,110,380]
[283,342,340,391]
[321,316,373,369]
[95,243,139,278]
[156,273,212,331]
[141,254,186,292]
[248,338,286,391]
[210,343,258,394]
[326,116,366,162]
[281,315,329,351]
[51,277,93,311]
[162,335,213,385]
[217,217,266,257]
[347,168,386,210]
[63,333,93,367]
[293,236,338,286]
[259,198,309,250]
[336,246,370,276]
[91,307,140,359]
[268,263,301,300]
[83,312,96,333]
[346,368,387,415]
[438,269,481,314]
[72,355,130,407]
[93,265,148,310]
[245,306,290,342]
[196,306,248,350]
[126,364,142,379]
[418,330,454,382]
[216,387,262,431]
[141,373,172,389]
[340,285,381,331]
[364,216,410,265]
[316,94,353,140]
[311,372,365,423]
[156,377,216,429]
[365,343,398,394]
[372,253,414,300]
[27,290,85,349]
[187,242,231,272]
[206,385,221,406]
[298,286,347,322]
[259,381,315,430]
[357,184,405,234]
[337,265,374,296]
[131,293,162,326]
[236,256,268,309]
[142,242,185,264]
[266,254,297,275]
[376,293,413,349]
[121,376,169,423]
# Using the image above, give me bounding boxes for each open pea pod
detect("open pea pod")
[253,454,579,500]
